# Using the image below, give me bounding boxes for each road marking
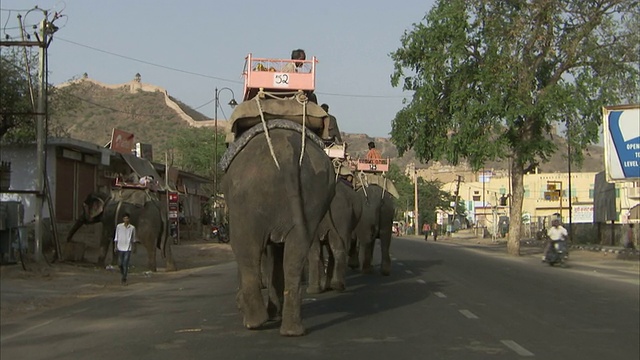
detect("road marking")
[416,279,426,284]
[405,270,414,275]
[501,340,534,357]
[459,309,479,319]
[434,291,447,298]
[397,262,404,266]
[391,257,397,261]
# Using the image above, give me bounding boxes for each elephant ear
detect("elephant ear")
[87,197,106,220]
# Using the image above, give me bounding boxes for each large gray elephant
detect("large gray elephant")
[67,189,176,272]
[307,178,362,294]
[349,176,396,276]
[220,119,335,337]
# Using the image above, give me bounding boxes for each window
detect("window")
[524,185,530,198]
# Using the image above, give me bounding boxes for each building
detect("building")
[0,137,211,256]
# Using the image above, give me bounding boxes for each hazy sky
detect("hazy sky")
[1,0,435,138]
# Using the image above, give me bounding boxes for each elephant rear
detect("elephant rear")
[221,120,335,336]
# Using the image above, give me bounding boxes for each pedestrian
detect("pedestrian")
[422,222,431,241]
[114,213,138,285]
[432,223,438,242]
[624,224,636,250]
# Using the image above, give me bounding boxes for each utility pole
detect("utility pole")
[454,175,463,218]
[1,9,59,263]
[412,163,419,236]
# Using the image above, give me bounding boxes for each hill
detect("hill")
[51,76,604,176]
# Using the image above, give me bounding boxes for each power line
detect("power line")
[56,36,242,84]
[55,37,409,99]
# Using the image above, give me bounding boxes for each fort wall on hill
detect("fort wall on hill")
[57,74,231,132]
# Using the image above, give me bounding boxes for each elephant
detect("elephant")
[220,119,335,336]
[67,189,176,272]
[307,178,363,294]
[349,177,396,276]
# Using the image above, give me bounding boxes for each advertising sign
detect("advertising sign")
[603,105,640,181]
[109,129,135,154]
[572,205,594,224]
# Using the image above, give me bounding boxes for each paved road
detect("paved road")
[1,236,638,360]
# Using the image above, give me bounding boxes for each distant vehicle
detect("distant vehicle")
[392,221,401,236]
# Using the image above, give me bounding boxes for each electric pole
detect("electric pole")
[1,8,60,263]
[454,175,463,218]
[411,163,419,236]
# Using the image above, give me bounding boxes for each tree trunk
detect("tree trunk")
[507,159,524,256]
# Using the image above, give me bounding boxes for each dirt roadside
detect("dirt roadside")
[0,240,235,323]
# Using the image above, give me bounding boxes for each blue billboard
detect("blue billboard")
[603,105,640,181]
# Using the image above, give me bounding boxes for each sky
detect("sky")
[1,0,436,138]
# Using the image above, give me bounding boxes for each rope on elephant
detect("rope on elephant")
[254,91,281,170]
[253,90,313,169]
[294,92,308,166]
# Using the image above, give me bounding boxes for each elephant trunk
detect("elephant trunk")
[66,218,85,242]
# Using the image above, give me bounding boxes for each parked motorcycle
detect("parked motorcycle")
[544,239,569,266]
[211,224,229,243]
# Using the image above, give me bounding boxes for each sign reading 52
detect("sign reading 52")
[273,73,290,87]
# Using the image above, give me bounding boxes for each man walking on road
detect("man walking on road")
[114,213,137,285]
[422,222,431,241]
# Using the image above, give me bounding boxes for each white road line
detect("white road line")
[434,291,447,298]
[416,279,426,284]
[501,340,534,357]
[397,262,404,266]
[459,309,479,319]
[405,270,414,275]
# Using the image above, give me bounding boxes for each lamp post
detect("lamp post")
[213,87,238,196]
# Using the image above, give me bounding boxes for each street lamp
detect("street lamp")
[213,87,238,196]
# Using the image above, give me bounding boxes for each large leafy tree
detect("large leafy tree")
[390,0,639,255]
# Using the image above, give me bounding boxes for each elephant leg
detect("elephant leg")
[348,236,360,270]
[145,242,157,272]
[280,235,310,336]
[360,236,375,274]
[266,245,284,320]
[306,238,323,294]
[97,232,111,268]
[330,248,346,291]
[235,242,269,329]
[379,231,392,276]
[97,244,108,268]
[163,241,177,272]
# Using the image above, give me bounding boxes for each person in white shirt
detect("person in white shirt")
[114,213,138,285]
[543,219,568,260]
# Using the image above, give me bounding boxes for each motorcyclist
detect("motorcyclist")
[543,219,568,261]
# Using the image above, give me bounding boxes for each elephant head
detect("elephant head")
[66,192,109,242]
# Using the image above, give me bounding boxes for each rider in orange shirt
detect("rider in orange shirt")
[365,141,382,161]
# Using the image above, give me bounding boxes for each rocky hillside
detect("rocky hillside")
[50,78,604,175]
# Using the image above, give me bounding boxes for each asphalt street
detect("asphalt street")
[1,236,638,360]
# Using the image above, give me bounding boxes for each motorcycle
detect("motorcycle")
[211,224,229,243]
[543,239,569,266]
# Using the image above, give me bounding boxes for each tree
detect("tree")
[1,48,78,142]
[0,50,34,141]
[385,163,456,225]
[390,0,639,255]
[170,127,225,189]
